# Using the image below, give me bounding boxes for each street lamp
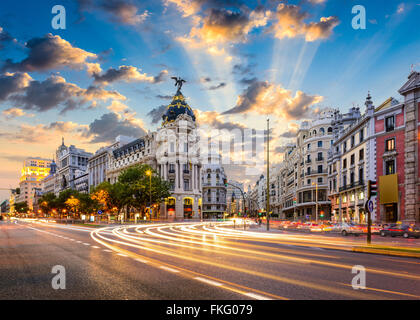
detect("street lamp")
[146,169,152,220]
[312,182,318,222]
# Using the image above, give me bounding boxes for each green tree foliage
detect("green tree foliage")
[14,201,29,214]
[118,164,171,213]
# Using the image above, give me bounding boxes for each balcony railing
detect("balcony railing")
[338,180,364,192]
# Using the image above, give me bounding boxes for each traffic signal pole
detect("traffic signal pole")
[366,180,377,244]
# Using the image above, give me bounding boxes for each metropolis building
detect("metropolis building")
[106,81,202,219]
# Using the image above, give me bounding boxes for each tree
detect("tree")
[15,201,29,215]
[91,181,127,215]
[65,195,80,217]
[39,193,58,214]
[118,164,171,218]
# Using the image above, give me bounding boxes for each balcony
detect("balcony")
[338,180,364,192]
[306,159,312,164]
[316,157,324,162]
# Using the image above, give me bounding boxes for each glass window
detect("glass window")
[385,138,395,151]
[385,159,395,175]
[359,129,364,142]
[359,149,364,161]
[385,116,395,132]
[318,141,322,148]
[184,179,190,190]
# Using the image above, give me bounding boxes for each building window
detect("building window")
[343,141,347,153]
[169,179,175,190]
[317,152,323,161]
[359,168,364,183]
[385,116,395,132]
[170,142,175,153]
[184,143,188,152]
[307,179,311,185]
[359,149,364,161]
[343,159,347,169]
[385,138,395,151]
[385,159,395,175]
[350,154,355,165]
[359,129,364,143]
[317,177,323,183]
[318,141,322,148]
[184,179,190,190]
[169,163,175,173]
[307,143,311,151]
[351,136,355,148]
[317,165,323,173]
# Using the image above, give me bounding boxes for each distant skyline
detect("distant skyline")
[1,0,419,201]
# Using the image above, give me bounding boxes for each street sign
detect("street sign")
[97,210,103,215]
[367,200,374,213]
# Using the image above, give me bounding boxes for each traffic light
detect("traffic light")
[258,212,262,216]
[367,180,377,199]
[320,211,324,218]
[223,178,228,187]
[293,197,297,205]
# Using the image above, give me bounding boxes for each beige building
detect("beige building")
[19,157,52,210]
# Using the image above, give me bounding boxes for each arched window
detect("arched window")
[328,127,333,133]
[320,128,325,134]
[313,130,317,135]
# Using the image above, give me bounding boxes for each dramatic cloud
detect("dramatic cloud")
[77,0,149,25]
[223,80,323,120]
[2,121,88,144]
[0,72,32,101]
[194,109,246,130]
[2,34,99,73]
[84,112,146,143]
[164,0,243,17]
[2,107,33,119]
[3,74,125,114]
[93,65,168,85]
[100,0,149,25]
[271,3,339,41]
[147,105,167,124]
[179,7,271,46]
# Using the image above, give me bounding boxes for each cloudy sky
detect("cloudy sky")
[0,0,419,201]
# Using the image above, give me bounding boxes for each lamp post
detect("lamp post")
[146,169,152,220]
[312,182,318,222]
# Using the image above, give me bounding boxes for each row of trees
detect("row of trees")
[38,164,171,220]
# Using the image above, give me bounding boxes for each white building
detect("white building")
[201,152,227,219]
[55,138,92,195]
[105,83,202,219]
[88,135,135,190]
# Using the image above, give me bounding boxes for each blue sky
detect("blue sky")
[0,0,419,200]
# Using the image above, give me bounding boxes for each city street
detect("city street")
[1,220,419,300]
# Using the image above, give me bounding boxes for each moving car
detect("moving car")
[379,224,420,238]
[332,222,363,236]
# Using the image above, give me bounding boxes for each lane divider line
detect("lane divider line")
[194,277,222,286]
[160,266,180,273]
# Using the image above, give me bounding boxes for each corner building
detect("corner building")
[106,87,202,219]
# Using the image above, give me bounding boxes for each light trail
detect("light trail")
[89,222,420,300]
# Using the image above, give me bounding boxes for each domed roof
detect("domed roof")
[162,90,196,125]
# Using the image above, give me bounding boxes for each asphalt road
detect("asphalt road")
[1,220,419,300]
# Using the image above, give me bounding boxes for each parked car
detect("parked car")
[379,224,420,238]
[332,222,363,236]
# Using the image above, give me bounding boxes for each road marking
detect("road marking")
[117,253,128,257]
[243,292,272,300]
[70,239,75,241]
[91,246,100,249]
[83,243,90,246]
[76,241,82,243]
[160,266,180,273]
[103,249,112,252]
[194,277,222,286]
[135,258,148,263]
[310,247,325,251]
